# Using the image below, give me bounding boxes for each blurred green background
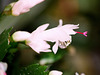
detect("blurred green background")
[0,0,100,75]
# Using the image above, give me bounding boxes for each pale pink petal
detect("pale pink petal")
[0,62,7,72]
[39,28,69,42]
[61,24,79,35]
[31,24,49,35]
[26,39,50,53]
[27,0,44,7]
[41,49,51,52]
[0,62,7,75]
[20,8,30,13]
[27,41,51,53]
[58,19,63,27]
[52,41,59,54]
[12,1,25,16]
[12,31,31,42]
[12,0,44,16]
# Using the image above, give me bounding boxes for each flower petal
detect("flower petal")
[58,19,63,27]
[60,24,79,35]
[26,39,50,53]
[52,41,59,54]
[12,0,44,16]
[0,62,7,72]
[12,1,25,16]
[12,31,31,42]
[32,24,49,35]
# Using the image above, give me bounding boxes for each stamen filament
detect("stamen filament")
[76,31,88,37]
[76,31,83,34]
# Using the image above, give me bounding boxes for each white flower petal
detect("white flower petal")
[58,19,63,27]
[49,70,63,75]
[12,0,44,16]
[26,39,50,53]
[39,23,78,42]
[52,41,59,54]
[12,1,25,16]
[12,31,31,42]
[32,24,49,35]
[0,62,7,72]
[60,24,79,35]
[41,49,51,52]
[39,28,68,42]
[35,23,49,31]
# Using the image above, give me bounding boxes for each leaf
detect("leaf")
[0,28,12,61]
[16,64,48,75]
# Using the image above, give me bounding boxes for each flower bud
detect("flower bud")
[12,31,31,42]
[12,0,44,16]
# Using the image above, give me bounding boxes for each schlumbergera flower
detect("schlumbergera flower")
[12,0,44,16]
[49,70,63,75]
[12,19,87,54]
[0,62,7,75]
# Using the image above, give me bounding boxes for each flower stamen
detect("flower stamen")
[58,40,70,49]
[76,31,88,37]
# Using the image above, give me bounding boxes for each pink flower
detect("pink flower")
[0,62,7,75]
[12,0,44,16]
[12,19,79,54]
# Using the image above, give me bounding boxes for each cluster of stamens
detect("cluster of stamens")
[58,40,70,49]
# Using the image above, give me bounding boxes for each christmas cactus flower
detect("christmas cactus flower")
[0,62,7,75]
[12,0,44,16]
[49,70,63,75]
[12,19,87,54]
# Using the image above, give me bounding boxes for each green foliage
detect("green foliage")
[16,64,48,75]
[5,41,18,63]
[0,28,12,61]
